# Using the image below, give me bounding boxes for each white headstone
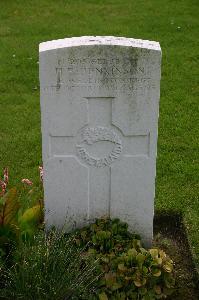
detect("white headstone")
[39,36,161,246]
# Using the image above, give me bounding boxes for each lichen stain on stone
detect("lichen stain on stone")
[55,67,62,90]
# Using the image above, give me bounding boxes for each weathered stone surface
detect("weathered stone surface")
[39,36,161,246]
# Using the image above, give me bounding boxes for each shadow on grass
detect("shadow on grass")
[154,211,199,300]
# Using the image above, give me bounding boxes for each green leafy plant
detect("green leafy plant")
[0,166,175,299]
[0,229,100,300]
[74,218,176,299]
[0,168,44,265]
[0,188,20,267]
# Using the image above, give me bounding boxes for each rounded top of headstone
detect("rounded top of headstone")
[39,36,161,53]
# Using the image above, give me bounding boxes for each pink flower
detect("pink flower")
[39,166,43,182]
[21,178,33,186]
[0,180,6,196]
[3,167,9,184]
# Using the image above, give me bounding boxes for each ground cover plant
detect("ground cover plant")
[0,170,197,298]
[73,218,175,299]
[0,229,100,300]
[0,169,176,299]
[0,216,175,300]
[0,168,99,299]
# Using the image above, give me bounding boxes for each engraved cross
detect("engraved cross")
[50,97,149,220]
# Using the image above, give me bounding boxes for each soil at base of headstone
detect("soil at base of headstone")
[153,213,199,300]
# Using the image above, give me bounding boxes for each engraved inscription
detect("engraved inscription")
[42,78,151,93]
[76,127,122,167]
[41,53,153,93]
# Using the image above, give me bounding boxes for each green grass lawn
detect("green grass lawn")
[0,0,198,269]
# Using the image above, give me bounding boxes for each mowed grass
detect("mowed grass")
[0,0,198,267]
